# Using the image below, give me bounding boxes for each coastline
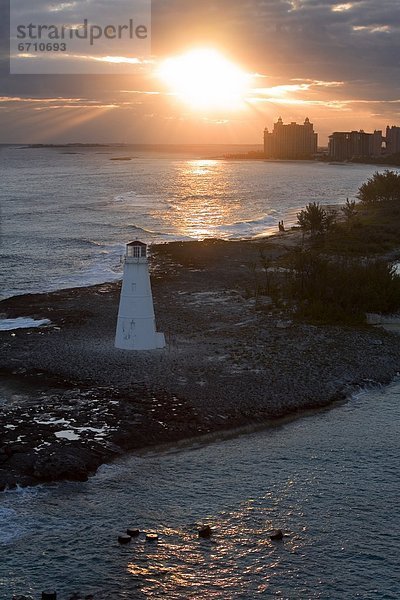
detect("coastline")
[1,237,400,491]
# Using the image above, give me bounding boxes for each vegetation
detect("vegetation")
[285,250,400,323]
[295,171,400,256]
[260,170,400,323]
[297,202,336,236]
[358,170,400,204]
[341,198,357,224]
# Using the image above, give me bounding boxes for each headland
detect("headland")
[1,229,400,491]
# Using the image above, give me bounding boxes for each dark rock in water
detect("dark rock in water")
[42,592,57,600]
[118,534,131,544]
[146,533,159,542]
[198,525,212,538]
[127,528,140,537]
[270,529,283,541]
[32,445,97,482]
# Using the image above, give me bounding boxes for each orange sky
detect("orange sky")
[1,0,400,145]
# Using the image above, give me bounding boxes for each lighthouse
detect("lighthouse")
[115,241,165,350]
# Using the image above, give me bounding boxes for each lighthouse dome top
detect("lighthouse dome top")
[127,240,147,247]
[125,240,147,259]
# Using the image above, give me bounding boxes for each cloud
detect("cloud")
[332,3,354,12]
[48,2,79,13]
[352,25,393,33]
[0,0,399,142]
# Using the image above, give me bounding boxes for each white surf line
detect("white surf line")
[0,318,51,331]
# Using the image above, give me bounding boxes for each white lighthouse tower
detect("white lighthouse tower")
[115,241,165,350]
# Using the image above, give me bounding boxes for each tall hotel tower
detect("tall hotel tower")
[264,117,318,159]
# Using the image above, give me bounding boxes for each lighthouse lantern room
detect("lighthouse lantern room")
[115,241,165,350]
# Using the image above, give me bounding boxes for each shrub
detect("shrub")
[341,198,358,222]
[357,170,400,204]
[286,249,400,323]
[297,202,336,236]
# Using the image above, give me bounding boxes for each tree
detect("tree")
[297,202,336,236]
[357,170,400,204]
[286,248,400,323]
[341,198,357,223]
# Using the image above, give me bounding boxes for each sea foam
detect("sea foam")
[0,318,51,331]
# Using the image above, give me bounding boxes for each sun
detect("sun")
[158,49,251,111]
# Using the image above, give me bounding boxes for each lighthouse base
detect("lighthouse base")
[115,318,165,351]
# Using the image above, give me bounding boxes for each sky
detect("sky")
[1,0,400,145]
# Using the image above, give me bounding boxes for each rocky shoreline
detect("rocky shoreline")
[1,238,400,491]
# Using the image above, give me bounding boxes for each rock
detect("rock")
[146,533,158,542]
[118,534,131,544]
[42,592,57,600]
[32,446,96,482]
[276,320,293,329]
[366,313,382,325]
[198,525,212,539]
[9,443,25,453]
[270,529,283,541]
[126,528,140,537]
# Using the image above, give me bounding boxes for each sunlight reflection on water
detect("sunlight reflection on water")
[2,147,387,297]
[1,382,400,598]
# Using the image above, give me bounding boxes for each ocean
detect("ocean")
[1,145,399,598]
[1,382,399,598]
[0,144,391,300]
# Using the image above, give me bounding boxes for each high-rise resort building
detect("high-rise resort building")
[328,130,383,161]
[263,117,318,159]
[386,126,400,155]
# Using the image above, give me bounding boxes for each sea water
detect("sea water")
[0,382,399,598]
[1,145,399,598]
[0,144,392,299]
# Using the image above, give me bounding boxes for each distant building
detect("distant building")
[328,130,383,161]
[264,117,318,159]
[385,126,400,155]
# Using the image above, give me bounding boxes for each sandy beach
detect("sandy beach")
[1,237,400,490]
